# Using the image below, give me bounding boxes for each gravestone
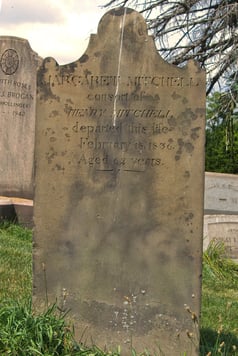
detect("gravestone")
[0,36,41,198]
[203,215,238,259]
[34,8,206,355]
[204,172,238,215]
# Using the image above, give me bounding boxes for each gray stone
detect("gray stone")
[203,214,238,259]
[33,8,206,355]
[0,36,41,198]
[204,172,238,215]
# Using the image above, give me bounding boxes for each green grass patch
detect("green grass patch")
[201,240,238,355]
[1,221,238,355]
[0,221,32,301]
[0,299,122,355]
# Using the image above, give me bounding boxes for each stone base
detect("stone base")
[0,196,33,228]
[203,214,238,259]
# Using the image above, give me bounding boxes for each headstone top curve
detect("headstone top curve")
[0,35,39,55]
[97,7,148,37]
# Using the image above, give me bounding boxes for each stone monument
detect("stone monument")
[204,172,238,215]
[203,172,238,259]
[204,215,238,259]
[34,8,206,355]
[0,36,41,198]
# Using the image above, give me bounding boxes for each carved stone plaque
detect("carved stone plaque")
[34,8,205,355]
[0,36,41,198]
[204,215,238,259]
[205,172,238,215]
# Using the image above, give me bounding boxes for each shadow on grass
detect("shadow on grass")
[200,327,238,355]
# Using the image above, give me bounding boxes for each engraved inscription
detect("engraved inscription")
[42,69,203,174]
[0,78,34,117]
[208,223,238,258]
[45,96,180,173]
[47,74,201,89]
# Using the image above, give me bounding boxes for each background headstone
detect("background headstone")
[204,172,238,215]
[203,172,238,258]
[203,215,238,259]
[0,36,41,199]
[34,8,206,355]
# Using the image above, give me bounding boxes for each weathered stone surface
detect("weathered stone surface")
[204,172,238,215]
[0,36,41,198]
[34,8,205,355]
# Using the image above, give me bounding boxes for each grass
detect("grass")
[1,221,238,355]
[0,299,122,355]
[0,222,32,301]
[201,240,238,355]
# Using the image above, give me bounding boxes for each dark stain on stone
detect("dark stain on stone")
[157,251,170,264]
[195,107,206,117]
[110,7,134,16]
[49,110,59,118]
[64,240,75,256]
[79,299,175,335]
[171,92,181,100]
[37,58,60,102]
[45,147,57,164]
[79,54,89,63]
[84,69,92,76]
[177,138,184,152]
[168,115,177,127]
[70,181,85,203]
[187,108,197,121]
[60,62,77,75]
[191,127,201,140]
[94,51,101,57]
[185,141,194,153]
[184,212,194,222]
[55,164,64,171]
[68,62,77,72]
[184,170,190,179]
[182,108,197,122]
[175,138,194,159]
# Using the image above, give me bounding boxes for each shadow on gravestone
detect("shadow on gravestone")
[34,8,206,355]
[0,36,42,199]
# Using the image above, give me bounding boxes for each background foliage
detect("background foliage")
[206,78,238,173]
[104,0,238,174]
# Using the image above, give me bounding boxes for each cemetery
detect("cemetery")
[0,6,238,356]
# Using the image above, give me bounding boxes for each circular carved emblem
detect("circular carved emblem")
[0,49,19,75]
